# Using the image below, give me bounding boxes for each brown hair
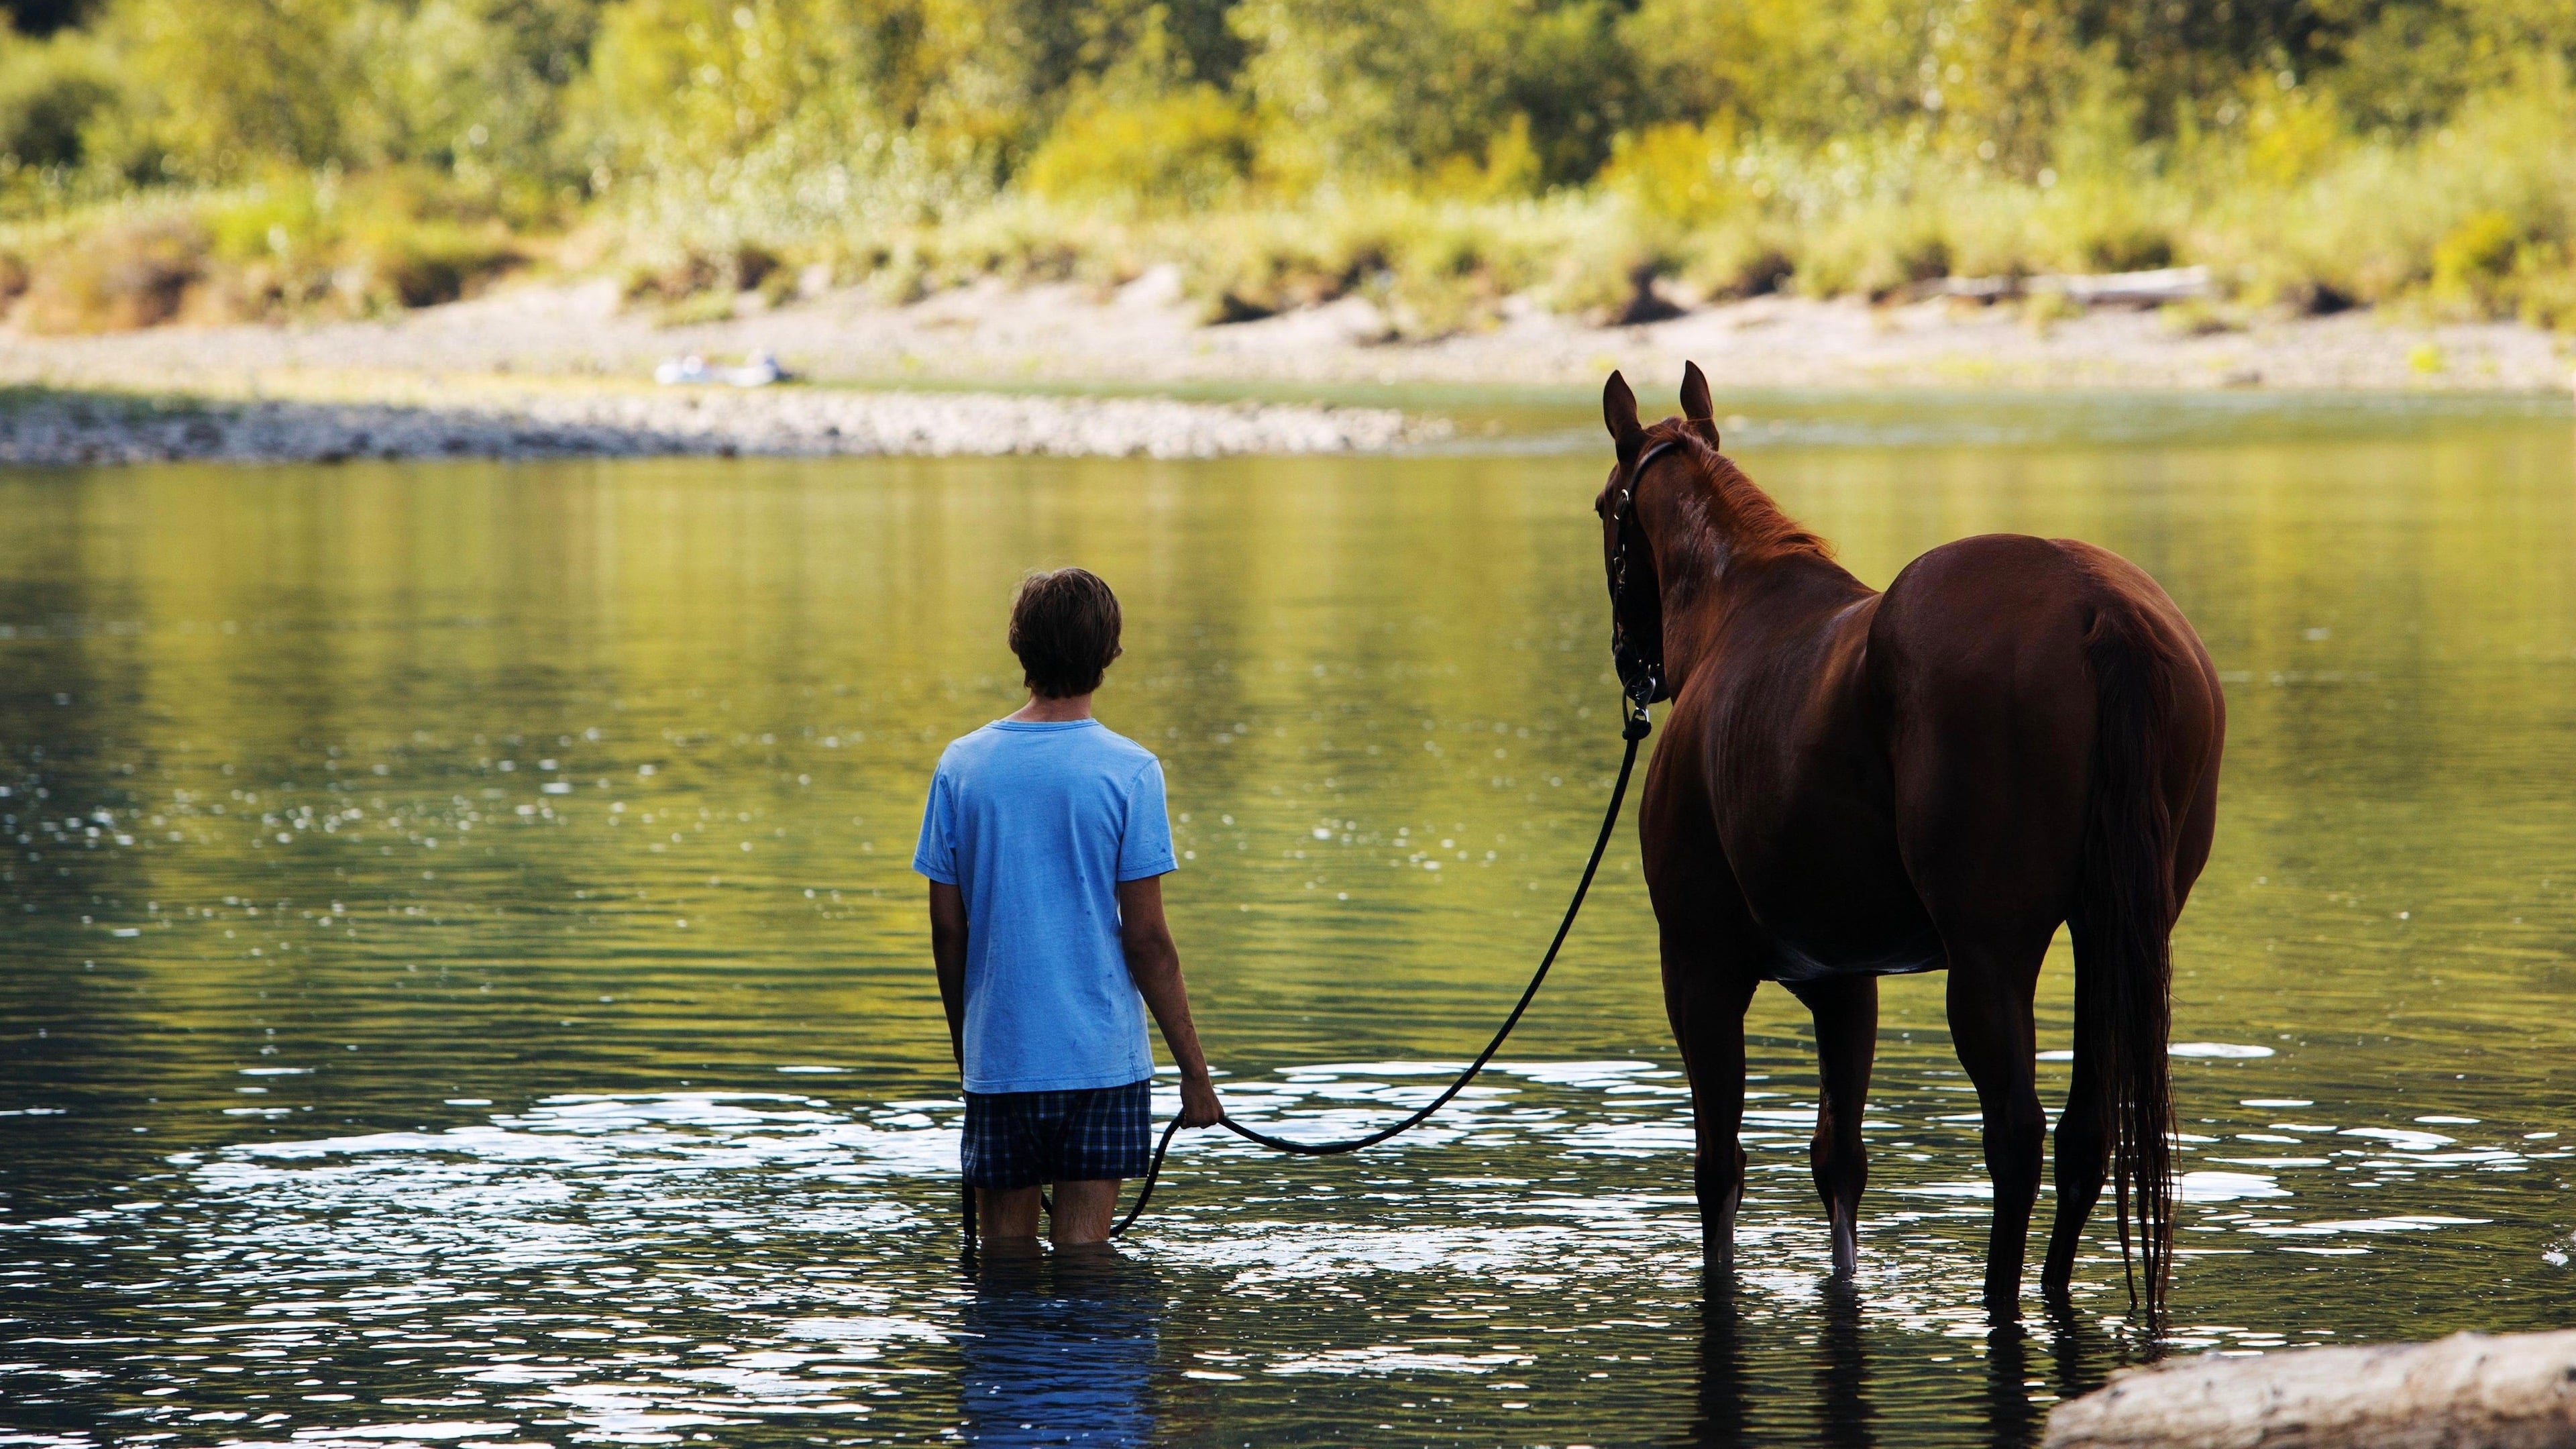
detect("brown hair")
[1009,568,1124,698]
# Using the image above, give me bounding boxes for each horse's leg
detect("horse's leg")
[2041,1008,2108,1296]
[1665,951,1759,1268]
[1786,974,1877,1277]
[1945,937,2050,1313]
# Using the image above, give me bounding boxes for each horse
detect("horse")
[1597,365,2224,1325]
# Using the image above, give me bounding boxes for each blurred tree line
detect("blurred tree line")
[8,0,2574,205]
[5,0,2576,329]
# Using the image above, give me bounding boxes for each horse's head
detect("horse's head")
[1595,363,1721,709]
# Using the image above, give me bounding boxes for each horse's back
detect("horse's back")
[1875,533,2211,679]
[1869,534,2221,934]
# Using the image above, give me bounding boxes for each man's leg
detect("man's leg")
[1042,1079,1148,1247]
[977,1186,1045,1248]
[1049,1179,1122,1246]
[964,1089,1046,1248]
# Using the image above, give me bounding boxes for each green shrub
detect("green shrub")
[2023,287,2086,335]
[0,32,116,170]
[349,219,521,308]
[2512,254,2576,331]
[2431,210,2525,315]
[1022,88,1255,213]
[1601,122,1733,229]
[17,211,207,332]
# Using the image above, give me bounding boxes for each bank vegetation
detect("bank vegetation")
[5,0,2576,338]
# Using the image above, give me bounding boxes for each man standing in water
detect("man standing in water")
[915,568,1224,1247]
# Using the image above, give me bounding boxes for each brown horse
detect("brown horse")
[1598,366,2223,1325]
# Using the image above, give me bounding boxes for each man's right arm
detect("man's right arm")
[928,881,969,1070]
[1116,874,1223,1127]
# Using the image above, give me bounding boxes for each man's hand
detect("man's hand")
[1178,1071,1224,1128]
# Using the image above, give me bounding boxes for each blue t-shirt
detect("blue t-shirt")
[912,718,1178,1094]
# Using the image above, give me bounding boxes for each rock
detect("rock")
[2043,1330,2576,1449]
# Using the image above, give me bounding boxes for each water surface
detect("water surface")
[3,392,2573,1446]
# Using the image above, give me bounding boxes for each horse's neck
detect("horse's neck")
[1666,552,1870,684]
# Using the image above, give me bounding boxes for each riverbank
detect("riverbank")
[0,377,1428,466]
[2,270,2570,465]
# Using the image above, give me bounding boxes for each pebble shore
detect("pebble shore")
[0,382,1435,466]
[5,266,2569,469]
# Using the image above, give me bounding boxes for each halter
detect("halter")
[1609,436,1684,738]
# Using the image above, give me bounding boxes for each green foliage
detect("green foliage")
[5,0,2576,333]
[0,29,113,169]
[1,168,523,329]
[1602,123,1735,228]
[1231,0,1636,188]
[1022,86,1254,211]
[343,0,600,209]
[96,0,357,174]
[2432,209,2524,309]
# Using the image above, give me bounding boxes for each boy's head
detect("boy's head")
[1010,568,1123,698]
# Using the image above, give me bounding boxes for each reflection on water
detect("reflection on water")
[962,1252,1160,1447]
[3,392,2574,1445]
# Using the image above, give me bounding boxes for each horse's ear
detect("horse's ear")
[1603,370,1643,460]
[1679,360,1719,447]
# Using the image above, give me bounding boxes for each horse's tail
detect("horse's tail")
[2073,599,2180,1326]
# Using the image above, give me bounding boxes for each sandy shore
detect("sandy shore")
[3,267,2569,464]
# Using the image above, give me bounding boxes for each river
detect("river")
[3,390,2571,1446]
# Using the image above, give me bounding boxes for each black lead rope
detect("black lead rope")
[961,696,1654,1249]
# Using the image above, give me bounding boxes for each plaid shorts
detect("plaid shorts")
[962,1079,1152,1189]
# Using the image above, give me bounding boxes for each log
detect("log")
[2045,266,2212,306]
[2043,1330,2576,1449]
[1915,265,2213,307]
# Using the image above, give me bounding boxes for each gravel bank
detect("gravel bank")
[9,266,2574,399]
[4,266,2570,468]
[0,383,1434,466]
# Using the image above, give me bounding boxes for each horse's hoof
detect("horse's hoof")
[1828,1215,1859,1277]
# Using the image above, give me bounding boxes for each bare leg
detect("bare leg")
[977,1185,1045,1251]
[1048,1179,1123,1247]
[1789,974,1878,1277]
[1947,944,2049,1313]
[1667,959,1758,1269]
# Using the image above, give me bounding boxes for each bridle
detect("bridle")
[1608,436,1684,738]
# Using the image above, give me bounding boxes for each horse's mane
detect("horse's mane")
[1640,419,1833,566]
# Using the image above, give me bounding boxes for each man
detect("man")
[914,567,1224,1248]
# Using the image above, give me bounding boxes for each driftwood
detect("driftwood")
[1917,265,2213,307]
[2044,1330,2576,1449]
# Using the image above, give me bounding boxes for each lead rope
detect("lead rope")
[957,692,1652,1251]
